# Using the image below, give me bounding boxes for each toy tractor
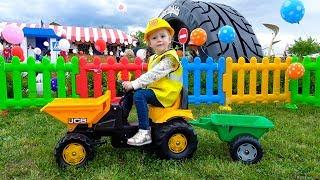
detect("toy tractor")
[41,89,198,168]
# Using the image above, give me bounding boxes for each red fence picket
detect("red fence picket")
[76,56,147,102]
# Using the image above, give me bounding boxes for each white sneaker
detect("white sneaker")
[127,129,152,146]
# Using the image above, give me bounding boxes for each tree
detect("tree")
[134,31,147,48]
[288,37,320,57]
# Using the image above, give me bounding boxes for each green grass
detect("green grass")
[1,103,320,179]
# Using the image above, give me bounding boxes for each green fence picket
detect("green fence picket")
[12,57,23,108]
[302,57,311,100]
[70,56,79,98]
[0,57,7,109]
[42,57,52,101]
[27,57,37,98]
[56,57,66,97]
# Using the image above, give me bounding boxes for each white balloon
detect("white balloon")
[33,47,42,55]
[72,49,78,54]
[109,51,114,56]
[124,41,128,45]
[136,49,146,60]
[43,41,49,47]
[120,51,124,56]
[58,39,70,51]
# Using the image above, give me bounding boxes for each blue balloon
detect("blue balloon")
[51,78,57,92]
[280,0,305,24]
[218,25,236,44]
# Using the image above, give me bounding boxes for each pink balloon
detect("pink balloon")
[2,24,24,44]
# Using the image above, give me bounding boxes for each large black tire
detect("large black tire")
[159,0,263,61]
[54,133,94,168]
[154,119,198,159]
[229,135,263,164]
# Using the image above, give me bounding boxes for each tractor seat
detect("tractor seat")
[150,87,188,110]
[149,88,192,123]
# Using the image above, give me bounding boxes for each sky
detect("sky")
[0,0,319,55]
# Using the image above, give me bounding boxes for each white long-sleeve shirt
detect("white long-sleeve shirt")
[131,56,176,90]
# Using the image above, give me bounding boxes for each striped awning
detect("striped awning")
[0,22,135,44]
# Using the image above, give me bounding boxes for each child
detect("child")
[121,18,183,146]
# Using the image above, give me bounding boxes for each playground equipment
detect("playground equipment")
[190,113,274,164]
[41,90,198,168]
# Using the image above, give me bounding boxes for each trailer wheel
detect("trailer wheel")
[54,133,94,168]
[154,119,198,159]
[229,136,263,164]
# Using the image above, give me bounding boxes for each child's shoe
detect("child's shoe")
[127,129,152,146]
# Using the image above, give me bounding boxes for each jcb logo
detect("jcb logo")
[68,118,87,124]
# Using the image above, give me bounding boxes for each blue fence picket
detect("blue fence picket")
[182,56,225,105]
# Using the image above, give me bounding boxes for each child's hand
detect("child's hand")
[122,81,133,92]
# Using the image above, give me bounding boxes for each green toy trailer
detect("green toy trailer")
[190,113,274,164]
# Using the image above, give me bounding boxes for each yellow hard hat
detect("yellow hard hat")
[144,18,175,41]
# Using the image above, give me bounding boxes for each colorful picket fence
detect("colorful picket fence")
[76,56,147,102]
[182,57,225,105]
[0,56,79,110]
[290,56,320,107]
[1,54,320,110]
[222,57,291,110]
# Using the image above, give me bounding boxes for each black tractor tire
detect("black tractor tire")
[54,133,94,168]
[154,119,198,159]
[229,135,263,164]
[160,0,263,61]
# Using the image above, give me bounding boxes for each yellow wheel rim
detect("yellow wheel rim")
[168,133,187,154]
[62,143,86,165]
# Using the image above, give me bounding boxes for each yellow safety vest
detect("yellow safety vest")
[147,49,183,107]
